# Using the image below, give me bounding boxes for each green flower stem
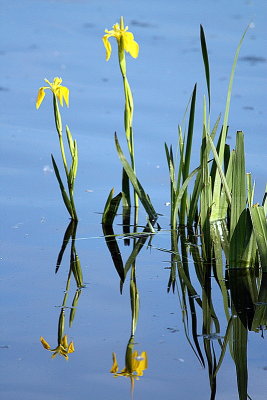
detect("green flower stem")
[67,176,78,221]
[52,94,78,221]
[53,95,68,176]
[117,19,139,221]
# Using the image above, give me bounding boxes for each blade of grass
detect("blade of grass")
[200,25,211,111]
[55,220,75,273]
[211,26,249,221]
[180,84,197,224]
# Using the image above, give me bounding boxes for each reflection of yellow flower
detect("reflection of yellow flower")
[102,17,139,61]
[36,77,69,109]
[40,335,74,360]
[110,351,147,378]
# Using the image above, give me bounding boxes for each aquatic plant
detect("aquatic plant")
[103,17,144,227]
[36,77,78,221]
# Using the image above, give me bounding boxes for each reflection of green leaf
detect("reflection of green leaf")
[71,250,84,288]
[123,224,155,282]
[102,223,125,284]
[214,317,233,376]
[130,266,139,336]
[233,316,248,400]
[69,289,82,327]
[122,205,131,246]
[55,220,74,273]
[251,273,267,331]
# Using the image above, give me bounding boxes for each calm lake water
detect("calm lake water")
[1,0,267,399]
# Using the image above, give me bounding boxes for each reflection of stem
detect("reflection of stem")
[125,335,135,397]
[130,264,139,336]
[102,223,125,282]
[70,222,83,288]
[55,221,84,343]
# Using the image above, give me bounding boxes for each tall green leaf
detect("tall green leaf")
[115,133,157,222]
[211,26,249,221]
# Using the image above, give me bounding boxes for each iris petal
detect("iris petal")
[40,336,51,349]
[103,36,112,61]
[36,78,69,108]
[36,88,46,109]
[110,352,119,373]
[68,341,75,353]
[102,20,139,61]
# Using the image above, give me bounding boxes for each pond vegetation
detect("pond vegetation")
[35,18,267,400]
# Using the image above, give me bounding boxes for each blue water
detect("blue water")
[1,0,267,399]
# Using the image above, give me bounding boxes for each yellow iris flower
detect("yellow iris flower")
[110,351,147,378]
[36,77,69,109]
[40,335,74,360]
[102,18,139,61]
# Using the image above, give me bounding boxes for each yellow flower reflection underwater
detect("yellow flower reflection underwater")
[36,77,69,109]
[110,350,148,383]
[102,17,139,61]
[40,335,74,360]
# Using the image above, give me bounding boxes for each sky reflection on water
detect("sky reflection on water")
[1,1,267,399]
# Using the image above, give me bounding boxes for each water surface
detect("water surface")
[1,1,267,399]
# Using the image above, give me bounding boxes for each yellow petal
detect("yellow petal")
[53,85,69,107]
[133,351,147,376]
[140,351,148,369]
[53,77,62,87]
[128,40,139,58]
[110,352,119,373]
[60,348,69,359]
[60,86,69,107]
[36,88,46,109]
[44,78,53,87]
[40,336,51,350]
[123,32,139,58]
[102,36,112,61]
[68,341,75,353]
[61,335,68,348]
